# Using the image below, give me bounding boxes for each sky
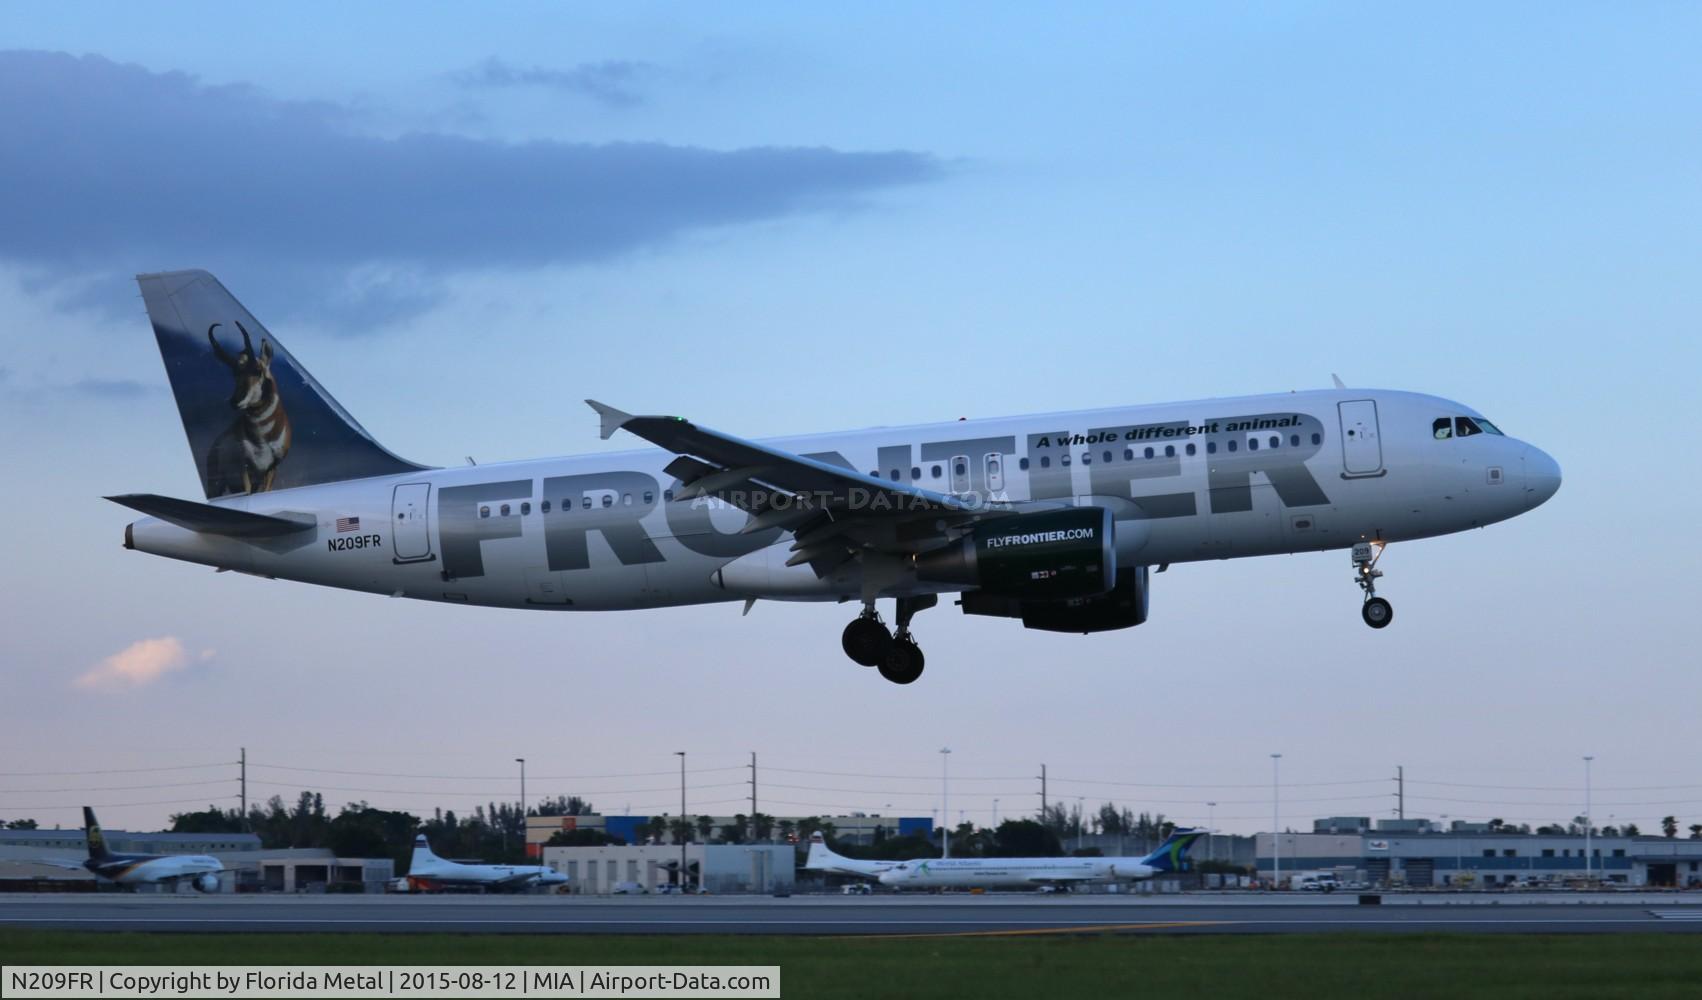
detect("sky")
[1,2,1698,839]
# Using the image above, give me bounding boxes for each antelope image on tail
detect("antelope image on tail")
[206,320,291,494]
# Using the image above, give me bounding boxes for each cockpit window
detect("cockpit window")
[1455,417,1483,437]
[1433,418,1453,440]
[1476,418,1504,435]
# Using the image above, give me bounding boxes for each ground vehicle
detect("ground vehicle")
[1298,874,1341,892]
[841,883,873,895]
[610,881,646,895]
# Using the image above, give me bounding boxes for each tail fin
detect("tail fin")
[137,270,428,499]
[410,834,438,868]
[1139,828,1205,873]
[83,807,111,861]
[803,831,837,870]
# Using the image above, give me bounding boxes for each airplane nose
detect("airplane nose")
[1523,445,1561,508]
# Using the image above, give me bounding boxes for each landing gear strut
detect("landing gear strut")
[843,596,936,683]
[1353,541,1393,629]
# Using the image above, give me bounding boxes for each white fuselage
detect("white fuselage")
[878,856,1158,888]
[124,389,1560,611]
[97,855,223,886]
[408,857,567,889]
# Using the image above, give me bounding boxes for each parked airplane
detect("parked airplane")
[877,828,1206,890]
[36,807,224,892]
[404,834,569,892]
[801,831,909,879]
[112,271,1561,684]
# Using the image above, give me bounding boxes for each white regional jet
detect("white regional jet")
[113,271,1561,684]
[404,834,569,892]
[878,828,1206,891]
[801,831,908,879]
[36,808,224,892]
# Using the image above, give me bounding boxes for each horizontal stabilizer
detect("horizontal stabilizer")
[106,494,314,538]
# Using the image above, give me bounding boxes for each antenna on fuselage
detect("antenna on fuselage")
[1331,374,1347,389]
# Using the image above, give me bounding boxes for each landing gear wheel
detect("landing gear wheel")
[878,637,925,685]
[842,615,892,666]
[1351,541,1392,630]
[1362,597,1393,629]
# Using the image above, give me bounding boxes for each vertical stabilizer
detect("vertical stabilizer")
[83,807,111,861]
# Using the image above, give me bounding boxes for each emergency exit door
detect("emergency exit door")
[1337,400,1384,477]
[391,483,433,562]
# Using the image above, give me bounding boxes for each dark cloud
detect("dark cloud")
[454,57,656,109]
[0,51,942,328]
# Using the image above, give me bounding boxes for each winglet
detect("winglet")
[585,399,634,441]
[1331,373,1347,389]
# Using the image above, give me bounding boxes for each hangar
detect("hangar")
[542,843,794,894]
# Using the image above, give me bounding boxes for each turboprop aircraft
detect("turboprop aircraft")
[877,828,1205,891]
[404,834,569,892]
[35,808,225,892]
[112,271,1561,684]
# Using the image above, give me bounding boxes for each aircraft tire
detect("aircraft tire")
[842,617,893,666]
[877,639,925,684]
[1362,597,1393,629]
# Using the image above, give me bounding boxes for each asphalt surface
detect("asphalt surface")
[2,894,1700,935]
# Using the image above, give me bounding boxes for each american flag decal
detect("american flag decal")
[336,516,360,533]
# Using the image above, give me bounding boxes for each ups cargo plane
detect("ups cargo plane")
[113,271,1561,684]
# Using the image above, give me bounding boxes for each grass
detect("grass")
[4,931,1702,998]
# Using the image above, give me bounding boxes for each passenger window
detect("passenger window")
[1061,454,1071,466]
[1433,418,1453,440]
[1290,434,1299,447]
[1124,448,1134,461]
[1186,443,1196,456]
[1040,456,1051,468]
[541,500,551,513]
[1248,438,1258,451]
[932,465,942,478]
[520,502,531,516]
[1207,441,1217,454]
[1228,440,1238,452]
[1269,436,1279,449]
[890,469,901,481]
[1164,445,1175,458]
[1144,447,1154,459]
[1081,452,1091,465]
[479,505,490,518]
[1018,458,1030,471]
[663,490,674,502]
[1456,417,1483,437]
[911,467,921,480]
[500,503,511,516]
[1103,450,1112,463]
[643,491,653,504]
[1311,433,1322,445]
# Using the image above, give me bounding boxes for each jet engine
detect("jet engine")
[961,565,1151,634]
[915,507,1114,601]
[192,872,220,893]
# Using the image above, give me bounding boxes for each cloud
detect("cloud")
[75,637,209,692]
[0,51,942,328]
[454,57,656,108]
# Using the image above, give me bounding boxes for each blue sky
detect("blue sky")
[1,3,1698,836]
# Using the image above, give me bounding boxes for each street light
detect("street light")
[675,752,687,890]
[515,758,526,859]
[1584,755,1594,883]
[939,747,952,858]
[1271,754,1283,889]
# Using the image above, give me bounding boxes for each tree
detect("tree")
[989,819,1063,857]
[720,816,748,844]
[777,819,796,842]
[695,815,715,841]
[668,818,693,845]
[545,828,624,847]
[1488,818,1505,833]
[1662,816,1678,838]
[751,813,775,841]
[533,795,593,817]
[1690,825,1702,840]
[1624,823,1641,837]
[169,806,245,834]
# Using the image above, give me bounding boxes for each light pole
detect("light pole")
[515,758,526,859]
[1271,754,1282,889]
[1207,802,1217,865]
[1583,755,1594,883]
[939,747,952,858]
[675,752,687,890]
[993,798,1000,829]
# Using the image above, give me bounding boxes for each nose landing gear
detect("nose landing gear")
[1353,541,1393,629]
[843,595,936,683]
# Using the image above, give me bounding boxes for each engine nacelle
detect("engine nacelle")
[962,565,1151,634]
[916,508,1114,601]
[193,872,220,893]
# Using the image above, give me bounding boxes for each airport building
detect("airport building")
[524,814,932,856]
[542,844,794,894]
[1256,826,1702,887]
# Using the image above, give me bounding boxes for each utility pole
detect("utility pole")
[1206,802,1216,865]
[239,747,247,831]
[675,752,687,890]
[1271,753,1283,890]
[515,758,526,858]
[1076,796,1085,853]
[1397,765,1404,820]
[749,752,757,842]
[1040,763,1047,823]
[1584,755,1594,883]
[939,747,952,859]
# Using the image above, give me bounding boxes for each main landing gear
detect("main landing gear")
[1353,541,1393,629]
[841,595,937,684]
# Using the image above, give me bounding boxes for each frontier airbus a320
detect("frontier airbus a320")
[113,271,1561,684]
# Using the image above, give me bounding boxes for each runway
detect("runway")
[3,894,1700,935]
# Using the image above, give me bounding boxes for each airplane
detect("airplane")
[36,807,225,892]
[112,270,1562,684]
[403,834,569,892]
[801,831,910,879]
[877,827,1206,891]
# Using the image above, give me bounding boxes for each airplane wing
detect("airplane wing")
[587,401,1022,573]
[1022,873,1099,884]
[33,859,88,871]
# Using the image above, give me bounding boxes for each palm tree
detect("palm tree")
[1662,816,1678,838]
[1689,824,1702,840]
[695,815,715,842]
[777,819,796,842]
